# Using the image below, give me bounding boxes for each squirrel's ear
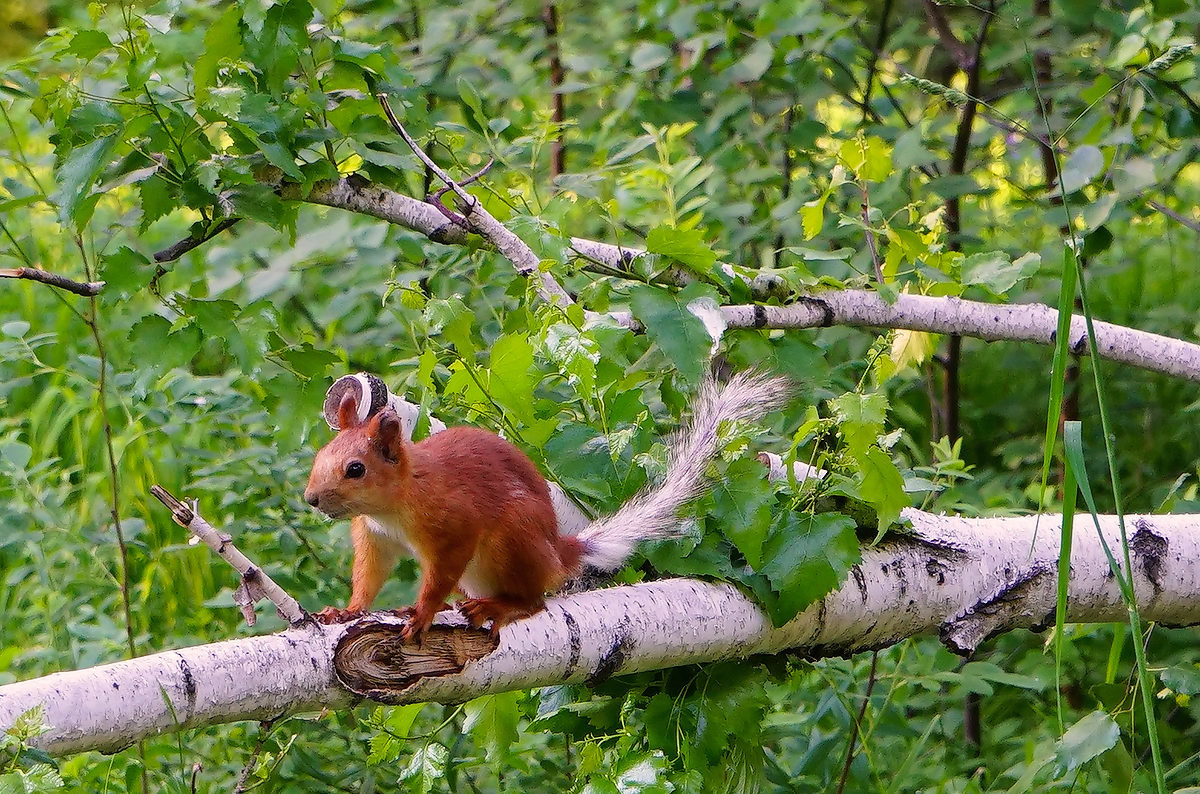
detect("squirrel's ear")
[337,392,361,430]
[372,410,406,464]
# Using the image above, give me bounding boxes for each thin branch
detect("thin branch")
[604,291,1200,383]
[861,0,896,122]
[835,651,879,794]
[860,201,884,284]
[429,158,495,202]
[1148,199,1200,233]
[153,218,242,263]
[150,485,310,626]
[923,1,971,70]
[939,0,994,446]
[542,2,566,181]
[376,94,576,307]
[427,158,496,226]
[233,720,275,794]
[0,267,105,296]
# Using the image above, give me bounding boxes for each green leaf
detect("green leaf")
[759,512,860,625]
[629,286,710,384]
[463,692,520,761]
[726,39,774,82]
[399,742,447,794]
[544,323,598,396]
[272,337,339,381]
[242,0,313,95]
[66,29,112,60]
[962,661,1044,690]
[630,42,671,71]
[1058,145,1104,194]
[0,441,33,472]
[457,77,488,131]
[99,246,153,298]
[226,184,288,227]
[424,297,475,357]
[926,174,980,200]
[52,135,119,229]
[1113,157,1156,197]
[858,447,908,537]
[1161,665,1200,695]
[713,457,776,568]
[645,226,718,272]
[839,135,892,183]
[367,703,425,764]
[138,176,174,232]
[962,251,1040,295]
[1054,710,1119,774]
[800,193,828,240]
[194,4,244,104]
[830,392,888,460]
[487,333,535,425]
[128,316,202,372]
[581,776,621,794]
[181,298,242,343]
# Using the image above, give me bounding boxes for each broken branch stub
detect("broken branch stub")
[334,615,499,702]
[149,484,309,626]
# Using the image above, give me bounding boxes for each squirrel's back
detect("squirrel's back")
[414,427,553,507]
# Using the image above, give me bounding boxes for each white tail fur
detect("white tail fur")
[574,371,791,571]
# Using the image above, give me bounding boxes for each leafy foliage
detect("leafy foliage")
[3,0,1200,791]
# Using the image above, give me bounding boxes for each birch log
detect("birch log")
[3,508,1198,757]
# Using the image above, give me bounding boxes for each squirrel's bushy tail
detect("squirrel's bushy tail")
[574,371,791,572]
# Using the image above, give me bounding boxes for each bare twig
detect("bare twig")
[429,158,495,202]
[774,104,795,266]
[0,267,105,296]
[150,485,310,626]
[861,201,884,284]
[939,0,994,447]
[861,0,896,122]
[427,159,496,227]
[377,93,575,306]
[923,1,971,70]
[1148,199,1200,233]
[233,720,275,793]
[835,651,879,794]
[542,2,566,180]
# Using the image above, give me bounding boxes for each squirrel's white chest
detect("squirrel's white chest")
[363,514,416,555]
[362,515,496,598]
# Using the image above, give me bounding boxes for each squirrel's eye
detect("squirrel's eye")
[345,461,366,479]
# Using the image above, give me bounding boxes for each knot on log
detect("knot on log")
[334,619,499,703]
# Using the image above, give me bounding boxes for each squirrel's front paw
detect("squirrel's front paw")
[314,605,366,624]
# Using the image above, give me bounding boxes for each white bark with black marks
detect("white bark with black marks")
[3,508,1195,757]
[271,176,1200,382]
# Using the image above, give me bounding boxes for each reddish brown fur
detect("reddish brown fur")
[305,394,574,640]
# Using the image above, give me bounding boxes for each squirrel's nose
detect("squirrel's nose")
[305,491,319,508]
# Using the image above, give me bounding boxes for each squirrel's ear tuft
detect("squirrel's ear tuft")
[372,410,406,464]
[338,392,361,430]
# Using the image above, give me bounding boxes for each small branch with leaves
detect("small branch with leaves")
[376,93,576,307]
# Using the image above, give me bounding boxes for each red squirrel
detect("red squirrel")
[304,371,788,641]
